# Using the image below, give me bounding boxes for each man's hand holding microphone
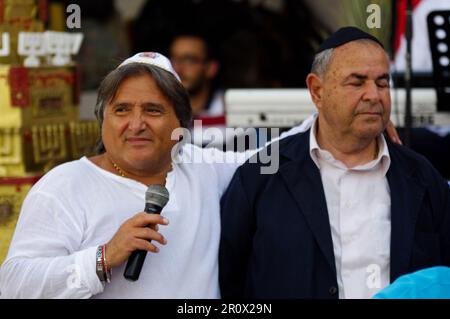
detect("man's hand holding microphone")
[97,185,170,283]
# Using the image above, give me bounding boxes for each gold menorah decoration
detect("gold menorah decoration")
[0,127,21,166]
[31,123,66,163]
[69,121,98,158]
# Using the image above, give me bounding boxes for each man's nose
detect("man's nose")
[363,81,381,103]
[128,111,146,131]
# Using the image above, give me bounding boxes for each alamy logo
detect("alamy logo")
[366,264,381,289]
[170,121,280,175]
[367,4,381,29]
[66,4,81,29]
[66,264,81,289]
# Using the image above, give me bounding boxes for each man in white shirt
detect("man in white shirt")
[219,27,450,299]
[0,51,309,299]
[0,49,401,299]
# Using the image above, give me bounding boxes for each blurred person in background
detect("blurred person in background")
[169,33,223,117]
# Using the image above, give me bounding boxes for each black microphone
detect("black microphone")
[124,185,169,281]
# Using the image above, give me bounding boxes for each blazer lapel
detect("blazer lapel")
[387,146,425,282]
[279,132,337,275]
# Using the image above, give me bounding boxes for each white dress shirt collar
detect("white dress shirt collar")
[309,117,391,174]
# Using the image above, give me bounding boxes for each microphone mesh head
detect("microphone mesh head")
[145,185,170,208]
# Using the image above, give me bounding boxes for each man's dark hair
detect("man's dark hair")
[171,32,219,62]
[94,63,192,154]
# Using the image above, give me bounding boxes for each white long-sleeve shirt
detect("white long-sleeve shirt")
[0,115,316,299]
[309,118,392,299]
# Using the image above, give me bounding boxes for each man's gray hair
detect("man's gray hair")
[311,48,334,79]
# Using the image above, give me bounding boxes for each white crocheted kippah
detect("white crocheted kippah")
[118,52,181,82]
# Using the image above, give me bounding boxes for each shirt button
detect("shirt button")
[344,235,356,244]
[329,286,338,296]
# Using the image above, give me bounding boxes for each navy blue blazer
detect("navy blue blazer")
[219,130,450,299]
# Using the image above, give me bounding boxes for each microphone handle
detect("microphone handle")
[123,203,162,281]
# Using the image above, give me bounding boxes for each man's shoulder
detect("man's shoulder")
[30,158,93,193]
[389,141,435,170]
[248,130,308,164]
[40,158,87,178]
[236,130,309,180]
[388,141,447,185]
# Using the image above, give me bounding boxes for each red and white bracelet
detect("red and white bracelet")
[96,245,112,283]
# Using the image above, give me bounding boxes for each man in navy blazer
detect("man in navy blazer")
[219,27,450,299]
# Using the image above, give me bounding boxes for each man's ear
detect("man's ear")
[206,60,219,80]
[306,73,324,110]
